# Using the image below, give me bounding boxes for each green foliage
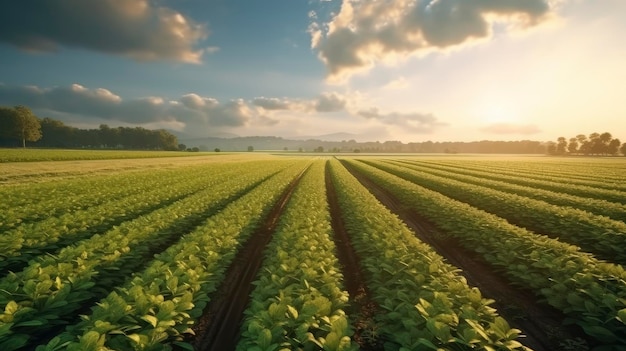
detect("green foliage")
[33,161,309,350]
[237,161,356,351]
[386,159,626,222]
[0,106,42,147]
[0,160,299,349]
[366,159,626,264]
[345,159,626,348]
[328,159,527,351]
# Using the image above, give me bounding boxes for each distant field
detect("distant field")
[1,154,625,350]
[0,148,217,163]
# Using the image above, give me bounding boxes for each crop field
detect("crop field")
[0,152,625,351]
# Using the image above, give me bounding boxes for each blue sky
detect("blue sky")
[0,0,624,143]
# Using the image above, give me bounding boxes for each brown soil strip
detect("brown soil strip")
[190,166,310,351]
[324,161,384,350]
[341,160,596,351]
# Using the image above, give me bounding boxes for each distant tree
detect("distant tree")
[567,138,578,154]
[556,137,567,155]
[191,147,199,152]
[283,147,288,151]
[178,143,187,151]
[608,139,621,155]
[546,141,557,155]
[247,146,254,152]
[314,146,324,152]
[298,147,303,152]
[353,149,361,153]
[620,143,626,156]
[214,148,221,152]
[0,106,42,148]
[576,134,590,155]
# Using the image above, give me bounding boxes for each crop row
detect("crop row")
[0,164,234,233]
[363,159,626,265]
[0,149,199,163]
[387,159,626,223]
[33,160,310,351]
[432,159,626,184]
[0,161,296,350]
[0,165,250,274]
[344,159,626,347]
[329,159,527,350]
[411,159,626,202]
[238,160,354,350]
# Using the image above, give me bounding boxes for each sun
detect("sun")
[479,103,520,124]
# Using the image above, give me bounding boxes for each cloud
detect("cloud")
[311,0,555,81]
[0,0,207,63]
[252,97,294,110]
[0,83,249,133]
[480,122,541,135]
[357,107,445,133]
[314,92,347,112]
[383,77,409,90]
[252,93,347,113]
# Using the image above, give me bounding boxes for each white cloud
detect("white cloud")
[383,76,409,90]
[357,107,445,133]
[0,0,208,63]
[312,0,556,82]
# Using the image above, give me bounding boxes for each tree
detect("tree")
[247,146,254,152]
[0,106,42,147]
[546,141,557,155]
[178,143,187,151]
[577,134,590,155]
[567,137,578,154]
[620,143,626,156]
[608,139,621,155]
[214,148,221,152]
[556,137,567,155]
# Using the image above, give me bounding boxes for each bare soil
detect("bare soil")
[340,159,595,351]
[325,161,385,350]
[189,166,309,351]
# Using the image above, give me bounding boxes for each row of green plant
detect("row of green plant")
[0,163,232,233]
[434,159,626,184]
[34,160,310,351]
[365,159,626,265]
[329,159,528,351]
[388,159,626,223]
[412,159,626,203]
[0,161,293,350]
[345,159,626,348]
[0,149,200,163]
[0,165,247,274]
[238,160,355,351]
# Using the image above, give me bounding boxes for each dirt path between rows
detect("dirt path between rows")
[189,166,309,351]
[340,160,594,351]
[325,161,384,350]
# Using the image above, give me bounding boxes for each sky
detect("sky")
[0,0,624,143]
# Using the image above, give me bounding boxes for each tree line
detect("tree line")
[0,105,179,150]
[547,132,625,156]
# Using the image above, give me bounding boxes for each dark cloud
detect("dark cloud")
[357,107,445,132]
[315,92,347,112]
[480,122,541,135]
[0,0,207,62]
[252,97,293,110]
[311,0,553,80]
[0,84,249,132]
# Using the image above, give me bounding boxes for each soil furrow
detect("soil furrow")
[340,159,594,351]
[190,166,310,351]
[324,161,384,350]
